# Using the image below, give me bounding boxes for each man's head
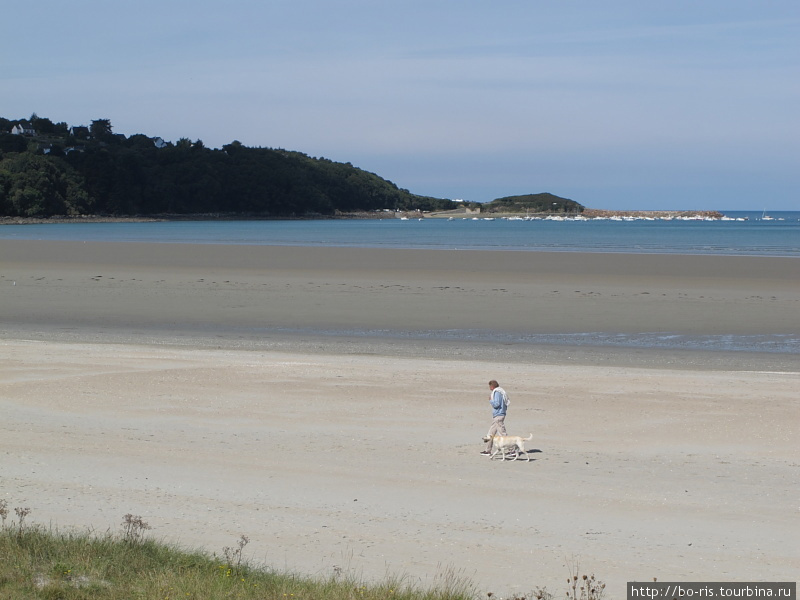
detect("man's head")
[488,380,499,390]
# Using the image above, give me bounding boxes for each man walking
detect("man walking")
[481,380,509,456]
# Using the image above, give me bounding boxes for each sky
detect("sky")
[3,1,799,210]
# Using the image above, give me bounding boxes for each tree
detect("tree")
[0,153,91,216]
[30,115,57,135]
[90,119,114,141]
[0,133,28,153]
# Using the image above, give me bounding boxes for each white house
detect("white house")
[11,123,36,136]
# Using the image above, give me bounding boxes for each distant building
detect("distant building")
[11,122,36,136]
[69,126,90,139]
[152,137,168,148]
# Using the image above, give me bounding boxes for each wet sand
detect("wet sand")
[2,240,799,344]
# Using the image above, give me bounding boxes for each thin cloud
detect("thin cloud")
[1,1,797,209]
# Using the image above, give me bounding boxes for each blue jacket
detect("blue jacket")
[490,388,507,417]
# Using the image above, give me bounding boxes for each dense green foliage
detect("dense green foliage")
[484,192,583,214]
[0,114,456,218]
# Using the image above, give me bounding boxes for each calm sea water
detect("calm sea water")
[3,211,798,355]
[1,210,799,256]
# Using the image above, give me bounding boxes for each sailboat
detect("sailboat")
[760,209,774,221]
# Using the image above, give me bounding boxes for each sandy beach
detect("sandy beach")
[1,240,798,597]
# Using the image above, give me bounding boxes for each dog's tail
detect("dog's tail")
[524,433,533,441]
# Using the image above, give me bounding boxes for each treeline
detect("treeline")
[0,114,457,218]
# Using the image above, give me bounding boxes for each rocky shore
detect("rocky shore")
[581,208,725,219]
[427,207,728,219]
[0,208,727,225]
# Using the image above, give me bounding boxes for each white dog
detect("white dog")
[482,433,533,461]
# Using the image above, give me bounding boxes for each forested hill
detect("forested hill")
[484,193,583,214]
[0,115,458,218]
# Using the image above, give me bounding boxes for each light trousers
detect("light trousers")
[485,415,506,451]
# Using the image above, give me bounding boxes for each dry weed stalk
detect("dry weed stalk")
[531,587,555,600]
[222,534,250,574]
[564,559,606,600]
[121,513,151,544]
[14,507,31,534]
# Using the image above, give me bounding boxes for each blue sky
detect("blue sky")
[3,1,798,210]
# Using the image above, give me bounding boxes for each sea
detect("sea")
[2,210,799,357]
[1,210,799,256]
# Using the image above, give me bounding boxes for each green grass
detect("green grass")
[0,501,606,600]
[0,522,478,600]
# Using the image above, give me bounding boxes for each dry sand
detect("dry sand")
[1,240,798,597]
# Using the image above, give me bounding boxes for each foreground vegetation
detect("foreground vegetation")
[0,516,475,600]
[0,502,606,600]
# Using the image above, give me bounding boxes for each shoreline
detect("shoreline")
[0,207,750,225]
[4,323,799,372]
[0,212,397,225]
